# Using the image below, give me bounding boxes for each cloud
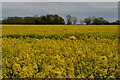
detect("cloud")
[2,2,118,22]
[0,2,2,20]
[2,0,119,2]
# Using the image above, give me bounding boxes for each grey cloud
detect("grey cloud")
[2,2,118,22]
[2,0,119,2]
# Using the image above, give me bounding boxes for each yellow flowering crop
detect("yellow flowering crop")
[1,25,119,79]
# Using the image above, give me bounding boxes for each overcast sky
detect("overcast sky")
[2,0,119,2]
[2,2,118,23]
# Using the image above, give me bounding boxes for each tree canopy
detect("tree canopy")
[2,14,65,25]
[2,14,119,25]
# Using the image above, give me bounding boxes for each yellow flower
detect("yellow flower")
[89,74,94,79]
[15,57,20,61]
[108,76,115,79]
[69,36,76,40]
[35,50,40,53]
[100,56,108,61]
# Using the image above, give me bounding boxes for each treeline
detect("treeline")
[2,14,65,25]
[2,14,120,25]
[81,17,120,25]
[66,15,120,25]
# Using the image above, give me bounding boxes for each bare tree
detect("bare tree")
[72,16,77,25]
[66,15,72,25]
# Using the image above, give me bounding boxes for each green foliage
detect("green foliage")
[2,14,65,25]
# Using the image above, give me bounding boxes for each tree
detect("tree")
[41,14,65,25]
[110,20,120,25]
[54,14,65,24]
[72,16,77,25]
[66,15,72,25]
[83,17,92,25]
[24,17,36,24]
[66,15,77,25]
[116,20,120,25]
[2,14,65,25]
[92,17,109,25]
[2,17,24,24]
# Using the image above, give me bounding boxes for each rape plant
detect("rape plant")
[2,25,119,79]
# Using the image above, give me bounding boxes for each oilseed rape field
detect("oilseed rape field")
[1,25,120,79]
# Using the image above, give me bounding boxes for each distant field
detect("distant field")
[2,25,119,78]
[2,25,118,36]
